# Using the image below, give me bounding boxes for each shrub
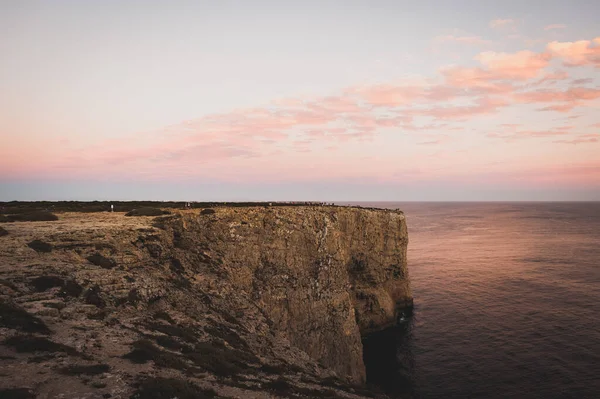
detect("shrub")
[185,341,259,376]
[0,388,36,399]
[59,279,83,298]
[84,285,106,308]
[0,301,51,334]
[3,335,79,355]
[169,257,184,273]
[0,211,58,222]
[145,322,199,344]
[265,376,344,398]
[204,325,249,350]
[27,240,53,253]
[30,276,64,292]
[86,253,116,269]
[59,363,110,376]
[0,226,8,236]
[153,335,189,352]
[153,311,175,324]
[130,377,217,399]
[200,208,216,215]
[123,339,188,370]
[126,208,171,217]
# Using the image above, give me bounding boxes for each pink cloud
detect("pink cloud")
[553,134,599,144]
[436,49,552,101]
[474,51,551,80]
[306,96,363,113]
[439,66,516,94]
[419,96,509,120]
[417,134,452,145]
[525,70,569,87]
[349,84,424,107]
[572,78,594,85]
[538,103,578,112]
[6,34,600,184]
[487,126,574,142]
[514,87,600,112]
[547,37,600,67]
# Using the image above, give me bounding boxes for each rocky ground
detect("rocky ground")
[0,206,411,399]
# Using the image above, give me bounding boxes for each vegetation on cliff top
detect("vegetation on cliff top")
[126,207,172,217]
[0,211,58,222]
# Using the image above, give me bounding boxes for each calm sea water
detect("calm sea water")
[349,202,600,399]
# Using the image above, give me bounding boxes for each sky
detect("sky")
[1,0,599,201]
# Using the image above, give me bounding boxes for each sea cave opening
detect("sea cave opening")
[361,315,416,397]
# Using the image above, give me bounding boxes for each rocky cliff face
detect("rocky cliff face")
[0,206,411,399]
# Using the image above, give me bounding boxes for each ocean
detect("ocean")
[349,202,600,399]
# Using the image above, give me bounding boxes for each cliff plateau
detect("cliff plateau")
[0,205,412,399]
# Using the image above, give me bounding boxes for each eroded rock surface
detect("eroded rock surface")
[0,206,411,398]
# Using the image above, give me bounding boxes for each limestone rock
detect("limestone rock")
[0,206,412,398]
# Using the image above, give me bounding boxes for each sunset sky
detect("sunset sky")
[1,0,599,201]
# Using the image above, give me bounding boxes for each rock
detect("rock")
[0,205,412,398]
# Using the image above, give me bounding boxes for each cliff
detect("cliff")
[0,205,412,399]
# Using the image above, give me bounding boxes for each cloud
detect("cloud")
[348,84,424,107]
[514,87,600,112]
[419,96,509,120]
[417,134,452,145]
[487,126,573,142]
[538,104,578,112]
[474,51,551,80]
[525,70,569,87]
[571,78,594,85]
[489,19,515,29]
[544,24,567,31]
[306,96,364,113]
[553,134,599,144]
[547,37,600,67]
[437,50,551,102]
[7,33,600,184]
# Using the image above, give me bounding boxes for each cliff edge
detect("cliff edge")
[0,205,412,398]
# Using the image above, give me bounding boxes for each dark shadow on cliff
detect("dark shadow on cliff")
[362,315,416,397]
